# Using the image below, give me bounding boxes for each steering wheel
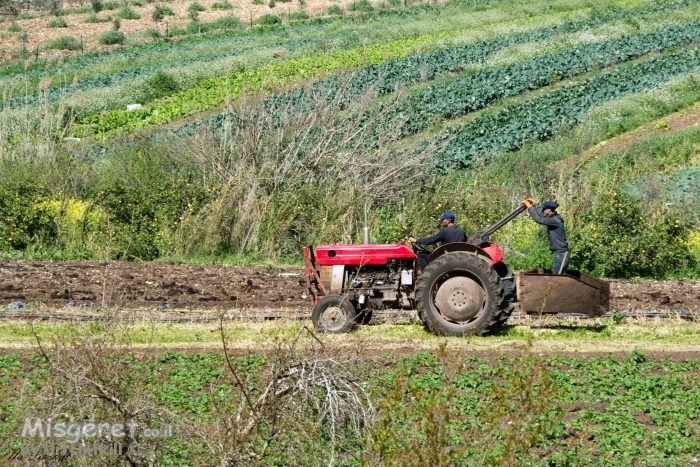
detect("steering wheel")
[408,237,433,253]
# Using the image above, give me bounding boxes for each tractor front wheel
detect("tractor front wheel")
[415,252,507,336]
[312,294,356,333]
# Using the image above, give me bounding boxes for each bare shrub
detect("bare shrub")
[169,77,443,257]
[10,314,373,466]
[195,321,374,465]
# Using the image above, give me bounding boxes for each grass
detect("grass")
[1,321,700,465]
[1,317,698,349]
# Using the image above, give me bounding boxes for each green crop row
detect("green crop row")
[1,0,542,109]
[375,21,700,139]
[170,19,700,147]
[70,0,698,138]
[429,45,700,170]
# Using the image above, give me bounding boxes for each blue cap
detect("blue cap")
[438,211,456,221]
[542,200,559,210]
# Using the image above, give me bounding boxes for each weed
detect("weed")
[290,10,308,20]
[47,17,68,28]
[44,35,81,50]
[99,29,126,45]
[211,0,232,9]
[327,4,343,15]
[254,13,281,25]
[117,5,141,19]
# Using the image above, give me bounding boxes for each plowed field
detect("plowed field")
[1,260,699,313]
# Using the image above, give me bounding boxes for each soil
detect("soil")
[0,259,311,310]
[1,259,699,312]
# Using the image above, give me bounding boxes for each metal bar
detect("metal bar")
[471,204,527,244]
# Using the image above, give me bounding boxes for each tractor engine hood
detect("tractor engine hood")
[314,243,416,266]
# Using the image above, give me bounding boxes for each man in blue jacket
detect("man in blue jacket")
[409,211,467,270]
[523,199,570,274]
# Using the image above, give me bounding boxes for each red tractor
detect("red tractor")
[303,203,610,336]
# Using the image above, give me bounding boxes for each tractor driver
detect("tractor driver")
[522,198,570,275]
[409,211,467,271]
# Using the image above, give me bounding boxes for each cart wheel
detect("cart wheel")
[312,295,356,333]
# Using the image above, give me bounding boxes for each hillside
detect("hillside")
[0,0,699,278]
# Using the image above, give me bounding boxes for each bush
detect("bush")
[131,0,144,5]
[47,17,69,28]
[159,4,174,15]
[145,70,179,99]
[187,1,206,12]
[45,35,81,50]
[289,10,308,20]
[347,0,373,11]
[90,0,102,12]
[8,21,23,32]
[211,0,232,9]
[200,16,241,31]
[83,13,112,23]
[102,0,120,9]
[252,0,264,5]
[144,28,161,40]
[571,191,696,278]
[0,182,57,252]
[99,29,125,45]
[116,5,141,19]
[326,4,343,15]
[254,13,280,25]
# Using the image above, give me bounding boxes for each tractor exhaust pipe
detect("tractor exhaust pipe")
[363,203,370,244]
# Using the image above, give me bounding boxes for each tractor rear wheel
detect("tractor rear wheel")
[415,252,507,336]
[312,294,356,333]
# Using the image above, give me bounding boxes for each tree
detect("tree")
[91,0,102,13]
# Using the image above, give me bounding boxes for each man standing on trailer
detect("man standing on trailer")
[522,199,570,274]
[409,211,466,271]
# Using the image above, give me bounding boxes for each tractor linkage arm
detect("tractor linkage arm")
[468,203,528,246]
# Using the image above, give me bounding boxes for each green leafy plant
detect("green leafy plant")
[8,21,22,32]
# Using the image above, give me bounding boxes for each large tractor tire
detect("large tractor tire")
[493,260,516,327]
[312,294,356,334]
[415,252,508,336]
